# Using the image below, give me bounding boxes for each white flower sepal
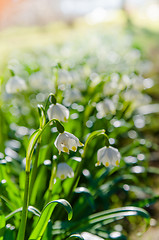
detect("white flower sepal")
[6,76,27,94]
[56,163,74,180]
[55,131,84,154]
[96,99,116,118]
[47,103,69,122]
[97,146,120,167]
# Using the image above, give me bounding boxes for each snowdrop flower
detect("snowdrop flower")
[29,71,52,91]
[103,73,119,95]
[96,99,116,118]
[124,89,151,109]
[6,76,27,94]
[64,88,82,104]
[124,89,140,102]
[55,131,84,154]
[58,69,73,84]
[56,163,74,180]
[97,146,120,167]
[47,103,69,122]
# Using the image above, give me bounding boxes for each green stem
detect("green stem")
[54,68,58,97]
[47,159,57,203]
[53,156,85,221]
[26,119,64,172]
[66,157,85,202]
[17,171,30,240]
[66,132,109,200]
[29,140,41,203]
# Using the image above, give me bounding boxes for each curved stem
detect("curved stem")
[29,139,41,204]
[54,68,59,96]
[26,119,64,172]
[16,118,63,238]
[47,159,57,203]
[66,131,109,200]
[66,157,85,201]
[17,171,30,240]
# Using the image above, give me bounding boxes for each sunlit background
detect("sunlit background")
[0,0,159,28]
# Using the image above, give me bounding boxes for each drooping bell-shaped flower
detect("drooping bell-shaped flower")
[64,88,82,105]
[6,76,27,94]
[56,163,74,180]
[29,71,52,91]
[55,131,84,154]
[97,146,120,167]
[47,103,69,122]
[96,99,116,118]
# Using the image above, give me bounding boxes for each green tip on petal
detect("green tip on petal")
[79,141,84,146]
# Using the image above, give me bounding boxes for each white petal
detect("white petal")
[108,146,120,166]
[55,131,83,154]
[97,146,120,167]
[54,133,69,153]
[47,103,69,122]
[97,146,111,166]
[6,76,27,94]
[56,163,74,180]
[68,138,77,152]
[97,146,106,162]
[64,132,83,147]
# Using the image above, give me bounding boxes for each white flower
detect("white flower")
[97,146,120,167]
[6,76,27,94]
[81,232,103,240]
[29,71,53,91]
[64,88,82,104]
[55,131,84,154]
[56,163,74,180]
[124,89,151,111]
[47,103,69,122]
[96,99,116,118]
[58,69,73,84]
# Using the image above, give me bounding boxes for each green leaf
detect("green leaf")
[29,199,73,240]
[0,167,22,210]
[5,206,41,221]
[67,234,84,240]
[70,207,150,234]
[74,187,95,211]
[3,228,15,240]
[147,167,159,175]
[30,165,48,205]
[26,119,62,172]
[133,195,159,208]
[0,215,5,240]
[89,229,109,239]
[41,221,52,240]
[26,129,42,172]
[88,206,150,223]
[37,105,46,128]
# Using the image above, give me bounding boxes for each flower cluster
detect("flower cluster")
[46,97,121,180]
[47,100,83,180]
